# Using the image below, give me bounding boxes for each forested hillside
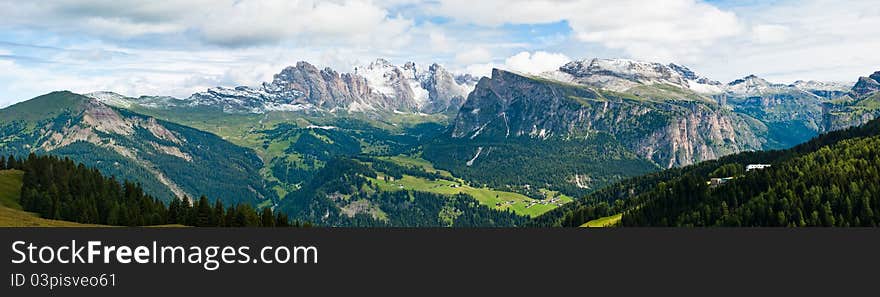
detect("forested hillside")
[279,157,531,227]
[622,134,880,226]
[1,154,299,227]
[0,91,274,205]
[537,117,880,227]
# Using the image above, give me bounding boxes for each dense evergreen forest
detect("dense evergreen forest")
[1,153,301,227]
[422,133,659,197]
[536,117,880,227]
[622,134,880,226]
[279,157,530,227]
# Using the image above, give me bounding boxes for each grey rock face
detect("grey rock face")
[851,76,880,98]
[452,69,763,168]
[188,60,477,114]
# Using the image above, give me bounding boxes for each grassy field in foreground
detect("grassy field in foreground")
[0,170,25,210]
[0,170,190,228]
[369,174,572,217]
[0,170,103,227]
[581,213,623,228]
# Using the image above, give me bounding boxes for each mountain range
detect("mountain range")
[1,57,878,226]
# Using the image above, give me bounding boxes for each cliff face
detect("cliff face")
[419,63,472,114]
[823,71,880,131]
[634,104,762,168]
[178,60,475,114]
[269,61,398,111]
[451,69,763,168]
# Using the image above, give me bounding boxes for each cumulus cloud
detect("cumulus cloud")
[197,0,413,47]
[428,0,743,62]
[502,51,571,74]
[751,24,790,44]
[689,0,880,83]
[454,48,492,65]
[2,0,880,106]
[434,0,880,83]
[0,0,414,48]
[463,51,571,77]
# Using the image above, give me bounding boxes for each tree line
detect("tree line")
[535,117,880,227]
[2,153,305,227]
[280,157,529,227]
[621,135,880,226]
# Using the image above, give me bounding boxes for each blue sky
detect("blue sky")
[1,0,879,107]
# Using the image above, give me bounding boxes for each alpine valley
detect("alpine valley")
[2,58,879,227]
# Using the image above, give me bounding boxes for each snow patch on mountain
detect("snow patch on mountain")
[87,59,478,116]
[86,91,134,108]
[533,58,848,99]
[540,58,722,94]
[790,80,852,91]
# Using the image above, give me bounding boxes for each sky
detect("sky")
[1,0,879,107]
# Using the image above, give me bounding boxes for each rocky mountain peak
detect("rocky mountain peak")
[869,71,880,82]
[183,59,476,114]
[549,58,722,93]
[451,67,762,169]
[455,73,480,86]
[851,75,880,98]
[790,80,851,91]
[788,80,853,99]
[560,58,683,82]
[729,74,769,85]
[725,74,778,95]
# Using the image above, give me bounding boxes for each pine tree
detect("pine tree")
[261,207,275,227]
[275,212,289,227]
[225,206,236,227]
[6,155,17,169]
[196,196,212,227]
[168,198,181,224]
[11,154,311,227]
[213,200,225,227]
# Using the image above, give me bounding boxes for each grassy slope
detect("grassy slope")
[0,91,86,123]
[368,156,573,217]
[380,155,454,178]
[125,107,447,199]
[581,213,622,228]
[0,170,101,227]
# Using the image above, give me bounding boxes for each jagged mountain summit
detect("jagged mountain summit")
[354,59,477,114]
[541,58,724,94]
[427,59,880,195]
[789,80,852,98]
[725,74,780,96]
[540,58,856,99]
[531,57,876,149]
[92,59,477,115]
[443,68,761,166]
[850,71,880,98]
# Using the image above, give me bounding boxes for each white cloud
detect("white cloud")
[463,51,571,77]
[429,0,880,83]
[83,17,183,37]
[751,24,790,44]
[2,0,880,107]
[689,0,880,83]
[428,31,452,52]
[428,0,743,62]
[454,48,492,65]
[0,0,414,48]
[502,51,571,74]
[197,0,414,47]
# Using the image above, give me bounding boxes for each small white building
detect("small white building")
[746,164,771,172]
